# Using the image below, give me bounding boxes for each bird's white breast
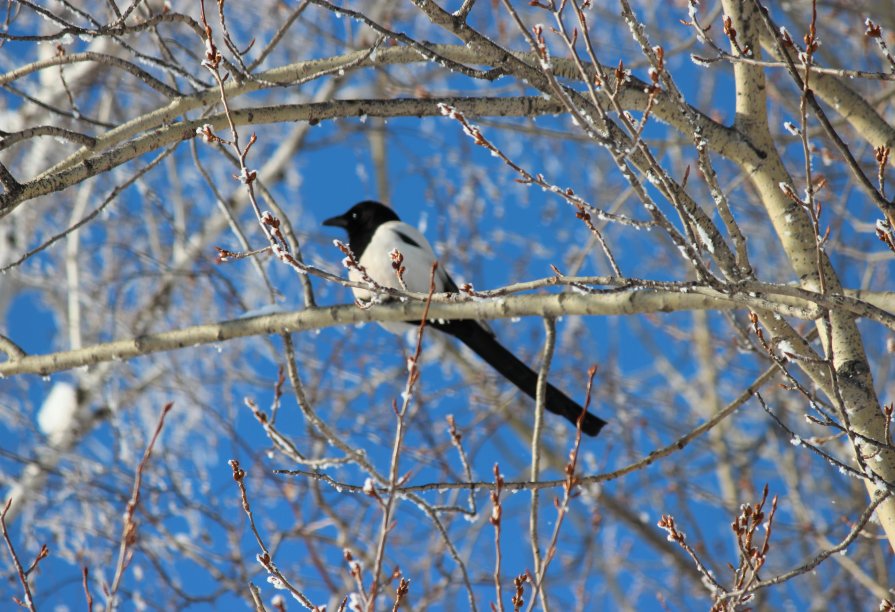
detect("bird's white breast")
[351,221,447,300]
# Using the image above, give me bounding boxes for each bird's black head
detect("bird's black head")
[322,201,400,258]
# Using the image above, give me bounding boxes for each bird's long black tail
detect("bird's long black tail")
[431,319,607,436]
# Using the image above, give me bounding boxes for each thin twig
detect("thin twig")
[491,463,505,612]
[229,459,317,609]
[1,498,37,612]
[529,317,555,611]
[107,402,173,606]
[368,263,439,610]
[527,366,595,612]
[82,566,94,612]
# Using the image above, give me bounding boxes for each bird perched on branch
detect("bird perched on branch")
[323,200,606,437]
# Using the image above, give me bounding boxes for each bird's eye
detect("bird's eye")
[351,212,357,219]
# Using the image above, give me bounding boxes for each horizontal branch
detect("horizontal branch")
[0,96,562,218]
[0,51,182,97]
[1,43,742,215]
[0,287,840,377]
[25,43,683,175]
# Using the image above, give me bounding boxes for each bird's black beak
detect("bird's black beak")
[322,213,348,228]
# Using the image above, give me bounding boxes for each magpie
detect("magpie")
[323,200,606,437]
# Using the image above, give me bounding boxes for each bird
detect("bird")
[323,200,606,437]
